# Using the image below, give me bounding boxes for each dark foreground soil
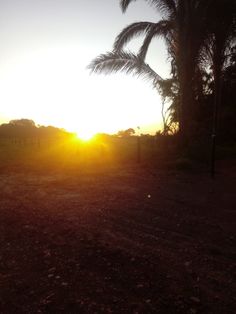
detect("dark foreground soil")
[0,161,236,313]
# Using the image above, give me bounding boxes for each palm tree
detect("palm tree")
[88,1,216,144]
[201,0,236,176]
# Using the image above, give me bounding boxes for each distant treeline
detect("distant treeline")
[0,119,72,142]
[0,120,158,142]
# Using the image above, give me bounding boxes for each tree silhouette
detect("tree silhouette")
[89,1,214,143]
[89,0,236,155]
[117,128,135,137]
[9,119,36,127]
[202,0,236,176]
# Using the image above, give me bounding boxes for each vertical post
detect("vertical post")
[137,135,141,163]
[136,126,141,163]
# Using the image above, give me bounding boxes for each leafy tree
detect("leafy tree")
[157,78,179,135]
[0,120,70,142]
[9,119,36,127]
[200,0,235,128]
[8,119,37,139]
[212,45,236,141]
[117,128,135,137]
[200,0,236,175]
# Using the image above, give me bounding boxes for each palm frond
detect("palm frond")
[120,0,136,13]
[113,22,155,51]
[88,51,163,87]
[138,20,173,60]
[145,0,176,16]
[120,0,176,15]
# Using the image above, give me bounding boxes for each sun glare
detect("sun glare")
[76,130,95,141]
[0,46,163,136]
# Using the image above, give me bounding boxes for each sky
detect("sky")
[0,0,170,138]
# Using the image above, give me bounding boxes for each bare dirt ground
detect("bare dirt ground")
[0,161,236,313]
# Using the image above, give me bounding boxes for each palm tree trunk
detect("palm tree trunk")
[178,62,195,148]
[211,63,222,178]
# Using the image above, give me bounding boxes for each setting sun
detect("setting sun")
[76,130,95,141]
